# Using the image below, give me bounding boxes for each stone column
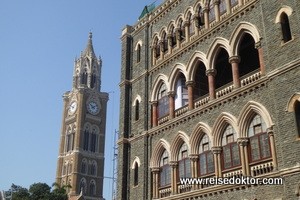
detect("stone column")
[151,167,160,199]
[206,69,216,100]
[175,28,181,48]
[170,161,178,195]
[212,146,222,177]
[184,21,190,42]
[238,0,243,6]
[152,46,157,66]
[255,41,266,75]
[159,40,165,59]
[268,126,278,170]
[229,56,241,88]
[189,154,199,190]
[186,81,194,110]
[237,138,249,176]
[167,33,173,54]
[192,14,199,36]
[225,0,231,14]
[151,101,158,127]
[168,91,175,119]
[214,0,220,22]
[203,6,209,29]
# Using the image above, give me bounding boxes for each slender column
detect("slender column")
[237,138,249,176]
[189,154,199,190]
[255,41,266,75]
[184,21,190,42]
[268,126,278,170]
[151,167,160,199]
[170,161,178,195]
[167,33,173,54]
[175,28,181,48]
[151,101,158,127]
[206,69,216,100]
[214,0,220,22]
[238,0,243,6]
[212,146,222,177]
[152,46,157,66]
[225,0,231,14]
[203,6,209,29]
[229,56,241,88]
[192,14,199,36]
[159,40,165,59]
[186,81,194,110]
[168,91,175,119]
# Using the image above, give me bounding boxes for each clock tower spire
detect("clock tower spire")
[56,33,108,200]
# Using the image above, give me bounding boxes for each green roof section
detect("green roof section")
[138,2,156,20]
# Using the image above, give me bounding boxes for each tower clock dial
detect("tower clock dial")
[68,101,77,114]
[87,101,100,115]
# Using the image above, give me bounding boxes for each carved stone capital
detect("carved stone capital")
[185,80,194,87]
[211,146,222,154]
[206,69,217,76]
[229,56,240,64]
[237,137,249,146]
[267,125,274,137]
[213,0,220,6]
[189,154,199,162]
[151,167,160,173]
[169,161,178,168]
[150,101,158,106]
[255,41,262,49]
[168,91,176,98]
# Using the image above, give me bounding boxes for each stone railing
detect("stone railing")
[158,115,169,125]
[159,187,171,198]
[175,105,189,117]
[194,96,210,108]
[251,161,274,177]
[223,169,243,178]
[216,84,234,98]
[178,184,192,194]
[241,71,261,87]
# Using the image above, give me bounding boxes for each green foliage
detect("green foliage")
[9,182,70,200]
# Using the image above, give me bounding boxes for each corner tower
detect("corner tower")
[56,32,108,200]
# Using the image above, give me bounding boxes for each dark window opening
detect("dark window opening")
[134,162,139,186]
[157,83,169,118]
[280,12,292,43]
[295,101,300,137]
[179,20,185,41]
[238,33,260,77]
[135,100,139,121]
[215,48,232,89]
[83,130,89,151]
[193,61,209,99]
[171,27,177,47]
[81,72,88,85]
[91,73,96,88]
[162,32,168,52]
[196,7,204,28]
[137,44,141,63]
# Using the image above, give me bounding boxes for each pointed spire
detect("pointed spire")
[83,31,96,58]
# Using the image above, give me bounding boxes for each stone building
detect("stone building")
[117,0,300,199]
[56,33,109,200]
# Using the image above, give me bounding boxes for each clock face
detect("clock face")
[87,101,99,115]
[68,101,77,114]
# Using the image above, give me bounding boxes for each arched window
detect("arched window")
[159,150,171,187]
[79,178,86,194]
[178,19,185,41]
[81,159,87,174]
[83,128,89,151]
[157,83,169,118]
[170,26,177,47]
[178,143,191,178]
[222,125,240,169]
[215,48,232,89]
[295,101,300,137]
[91,73,96,88]
[193,61,209,99]
[81,70,88,85]
[137,44,141,63]
[238,33,260,77]
[65,132,75,152]
[134,162,139,186]
[248,115,271,162]
[208,0,215,22]
[187,12,194,36]
[135,100,140,121]
[90,161,97,176]
[89,181,96,196]
[175,74,188,109]
[90,128,99,153]
[219,0,227,15]
[162,31,168,53]
[154,37,160,59]
[280,12,292,43]
[199,134,214,176]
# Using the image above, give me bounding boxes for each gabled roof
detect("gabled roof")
[138,2,156,20]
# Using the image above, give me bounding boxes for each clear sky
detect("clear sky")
[0,1,162,199]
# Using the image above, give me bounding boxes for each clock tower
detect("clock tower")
[56,32,108,200]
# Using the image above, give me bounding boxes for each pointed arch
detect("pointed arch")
[132,95,142,106]
[212,112,238,146]
[286,93,300,112]
[275,6,293,23]
[186,51,208,81]
[150,74,170,101]
[238,101,274,137]
[134,40,143,50]
[167,20,176,33]
[131,156,141,169]
[150,139,171,168]
[183,6,195,20]
[170,131,190,161]
[168,63,188,91]
[207,37,232,69]
[190,122,213,154]
[229,21,261,56]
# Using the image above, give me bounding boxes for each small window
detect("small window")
[295,101,300,137]
[178,143,191,178]
[159,150,171,187]
[222,125,240,170]
[79,179,86,194]
[81,160,87,174]
[137,44,141,63]
[135,100,140,121]
[157,83,169,118]
[134,162,139,186]
[89,181,96,196]
[280,12,292,43]
[199,134,214,175]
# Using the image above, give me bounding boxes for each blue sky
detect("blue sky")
[0,1,162,199]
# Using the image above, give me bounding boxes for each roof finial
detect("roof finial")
[89,31,92,40]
